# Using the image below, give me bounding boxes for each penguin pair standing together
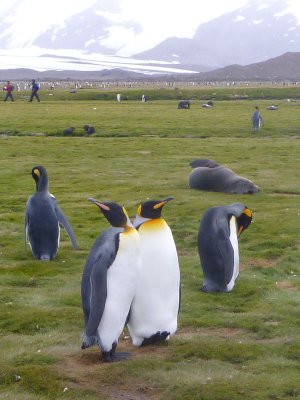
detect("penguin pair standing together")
[198,203,253,293]
[25,166,77,260]
[81,197,180,362]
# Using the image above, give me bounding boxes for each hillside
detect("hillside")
[190,52,300,81]
[1,52,300,82]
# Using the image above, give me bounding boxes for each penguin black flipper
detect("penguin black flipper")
[54,201,78,250]
[199,203,252,293]
[81,227,121,348]
[198,208,231,292]
[200,241,231,292]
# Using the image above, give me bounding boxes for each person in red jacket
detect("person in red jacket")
[4,81,14,102]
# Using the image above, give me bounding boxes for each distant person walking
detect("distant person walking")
[3,81,14,102]
[252,106,263,132]
[116,93,121,102]
[29,79,40,102]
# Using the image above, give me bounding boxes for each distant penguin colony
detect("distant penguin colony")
[198,203,252,292]
[127,197,180,346]
[81,199,141,362]
[25,165,78,260]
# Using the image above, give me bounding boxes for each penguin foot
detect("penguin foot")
[81,334,98,349]
[102,351,130,362]
[101,341,130,362]
[201,284,209,293]
[141,331,170,346]
[40,254,51,261]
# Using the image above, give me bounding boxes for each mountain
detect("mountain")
[0,0,300,75]
[133,37,216,71]
[0,68,155,81]
[185,52,300,81]
[1,52,299,81]
[33,8,142,55]
[134,1,300,67]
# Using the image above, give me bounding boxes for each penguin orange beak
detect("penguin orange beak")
[88,198,110,211]
[153,197,174,210]
[137,204,142,216]
[237,226,244,238]
[237,207,253,238]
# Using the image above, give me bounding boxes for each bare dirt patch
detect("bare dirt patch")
[276,280,296,290]
[54,337,167,399]
[242,258,276,269]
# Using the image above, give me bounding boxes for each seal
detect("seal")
[189,158,220,169]
[188,166,259,194]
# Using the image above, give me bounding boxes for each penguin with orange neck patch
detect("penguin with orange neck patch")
[81,198,141,362]
[127,197,180,346]
[198,203,252,293]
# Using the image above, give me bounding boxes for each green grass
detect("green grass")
[0,87,300,399]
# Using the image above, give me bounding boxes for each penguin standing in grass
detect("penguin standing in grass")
[25,165,77,260]
[198,203,252,293]
[81,199,141,362]
[127,197,180,346]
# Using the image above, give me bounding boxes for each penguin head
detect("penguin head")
[236,207,252,237]
[31,165,48,192]
[137,197,174,219]
[88,198,131,228]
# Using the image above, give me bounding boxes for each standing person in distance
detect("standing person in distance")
[29,79,40,102]
[4,81,14,102]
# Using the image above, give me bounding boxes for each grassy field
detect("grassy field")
[1,88,300,399]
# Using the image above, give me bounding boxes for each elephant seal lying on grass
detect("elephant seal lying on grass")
[188,165,259,194]
[189,159,220,169]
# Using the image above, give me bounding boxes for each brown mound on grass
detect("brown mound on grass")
[54,336,166,399]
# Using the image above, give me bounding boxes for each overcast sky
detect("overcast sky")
[1,0,300,55]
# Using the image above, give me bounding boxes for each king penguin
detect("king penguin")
[127,197,180,346]
[198,203,252,292]
[25,165,78,260]
[81,198,141,362]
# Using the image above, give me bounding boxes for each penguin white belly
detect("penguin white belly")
[57,223,61,249]
[227,216,239,292]
[97,229,140,351]
[128,219,180,346]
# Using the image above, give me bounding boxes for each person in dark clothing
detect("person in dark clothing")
[29,79,40,102]
[252,106,263,132]
[4,81,14,102]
